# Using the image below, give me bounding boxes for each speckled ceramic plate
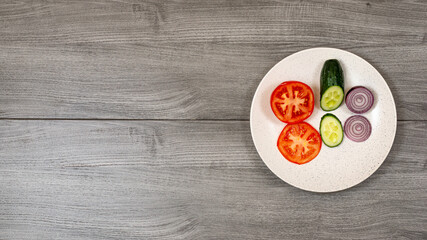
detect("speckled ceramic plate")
[250,48,397,193]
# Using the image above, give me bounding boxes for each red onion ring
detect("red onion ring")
[345,86,374,114]
[344,115,371,142]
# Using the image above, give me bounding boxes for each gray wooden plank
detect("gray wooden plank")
[0,120,425,239]
[0,0,426,120]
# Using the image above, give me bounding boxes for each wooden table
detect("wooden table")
[1,1,426,239]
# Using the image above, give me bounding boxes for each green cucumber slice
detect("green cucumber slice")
[320,59,344,111]
[320,86,344,111]
[320,113,343,148]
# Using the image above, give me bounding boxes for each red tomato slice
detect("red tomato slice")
[277,122,322,165]
[271,81,314,123]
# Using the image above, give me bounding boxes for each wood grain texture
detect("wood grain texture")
[0,120,426,239]
[1,1,426,239]
[0,0,426,120]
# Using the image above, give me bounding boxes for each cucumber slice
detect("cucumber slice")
[320,59,344,111]
[320,113,343,148]
[320,86,344,111]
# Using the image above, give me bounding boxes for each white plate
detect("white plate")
[250,48,397,193]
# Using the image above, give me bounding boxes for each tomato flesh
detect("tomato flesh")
[277,122,322,165]
[271,81,314,123]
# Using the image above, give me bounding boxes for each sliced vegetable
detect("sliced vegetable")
[346,86,374,113]
[277,122,322,165]
[344,115,372,142]
[320,59,345,111]
[320,113,344,147]
[271,81,314,124]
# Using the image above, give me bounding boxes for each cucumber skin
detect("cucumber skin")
[320,59,344,97]
[320,113,343,148]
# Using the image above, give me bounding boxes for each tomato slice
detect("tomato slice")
[271,81,314,123]
[277,122,322,165]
